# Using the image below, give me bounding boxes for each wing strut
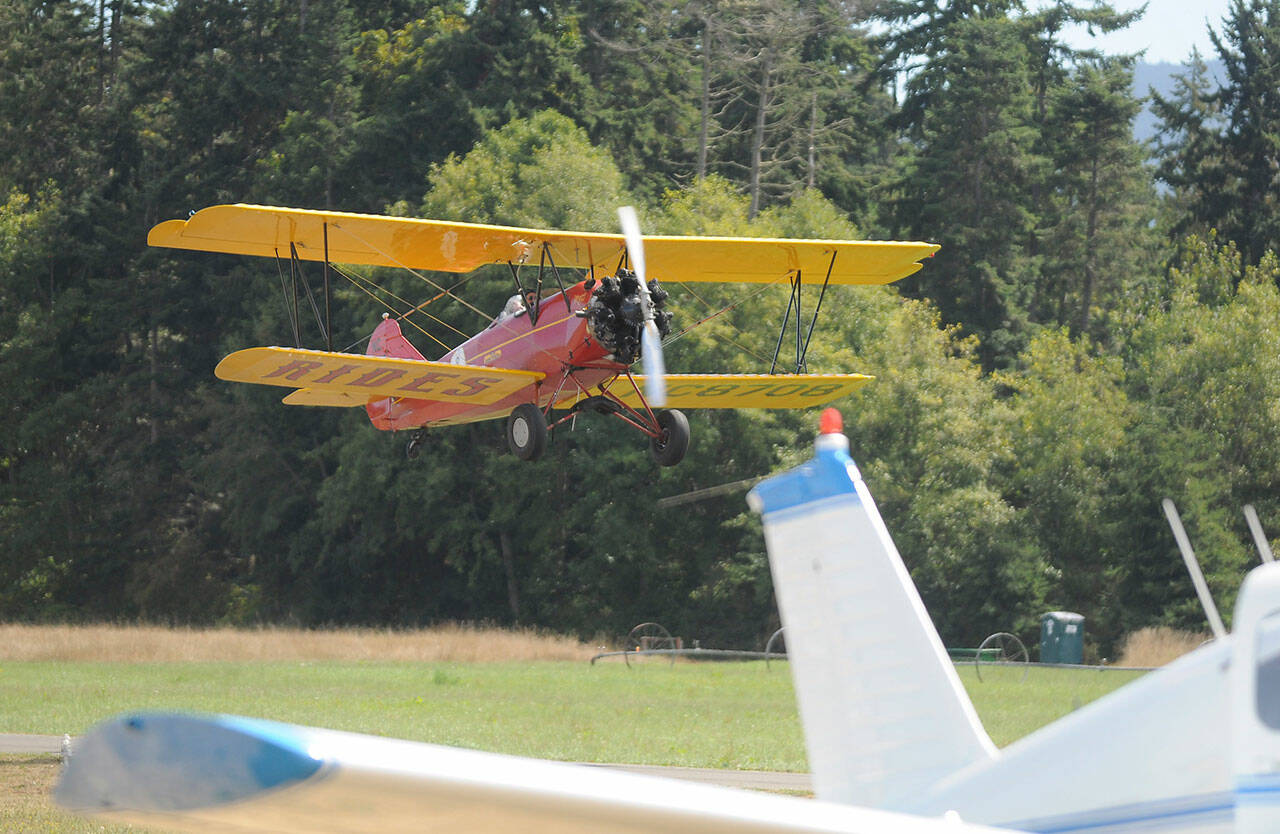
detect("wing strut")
[769,252,836,374]
[289,242,330,350]
[505,261,537,325]
[542,245,571,309]
[269,240,337,351]
[506,244,571,327]
[273,250,302,348]
[322,222,332,351]
[801,253,836,364]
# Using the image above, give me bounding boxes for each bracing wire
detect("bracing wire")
[335,264,469,339]
[273,252,302,347]
[676,280,717,314]
[330,266,455,353]
[663,277,785,367]
[327,222,494,322]
[331,260,496,354]
[399,268,488,321]
[665,279,781,345]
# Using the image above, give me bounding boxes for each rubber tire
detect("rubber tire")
[649,409,690,467]
[507,403,548,461]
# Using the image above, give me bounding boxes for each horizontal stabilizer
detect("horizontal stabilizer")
[216,347,542,405]
[57,712,1018,834]
[282,389,368,407]
[150,204,938,286]
[556,374,871,410]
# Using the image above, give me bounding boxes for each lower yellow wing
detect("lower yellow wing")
[281,389,369,407]
[555,374,870,410]
[216,347,543,405]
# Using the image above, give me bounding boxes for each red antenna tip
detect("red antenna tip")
[819,408,843,435]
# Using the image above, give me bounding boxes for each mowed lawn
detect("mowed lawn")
[0,660,806,770]
[0,641,1147,833]
[0,658,1144,766]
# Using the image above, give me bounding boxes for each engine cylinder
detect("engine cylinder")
[584,270,671,364]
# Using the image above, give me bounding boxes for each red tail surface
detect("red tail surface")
[367,316,425,360]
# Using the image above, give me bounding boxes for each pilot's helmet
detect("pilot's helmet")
[501,294,527,318]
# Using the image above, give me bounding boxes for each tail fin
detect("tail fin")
[748,409,996,811]
[367,315,425,360]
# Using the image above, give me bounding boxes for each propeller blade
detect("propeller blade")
[618,206,667,407]
[641,322,667,405]
[618,205,646,284]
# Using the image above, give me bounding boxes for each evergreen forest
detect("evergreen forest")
[3,0,1280,656]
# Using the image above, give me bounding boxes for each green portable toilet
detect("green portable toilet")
[1040,611,1085,664]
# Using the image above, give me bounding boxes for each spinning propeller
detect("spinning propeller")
[618,206,667,407]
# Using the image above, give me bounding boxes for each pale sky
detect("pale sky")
[1051,0,1235,64]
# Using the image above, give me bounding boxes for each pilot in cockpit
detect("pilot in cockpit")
[489,292,534,328]
[501,293,528,319]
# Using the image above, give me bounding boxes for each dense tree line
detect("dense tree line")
[2,0,1279,655]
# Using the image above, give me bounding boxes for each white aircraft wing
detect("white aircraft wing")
[57,712,1020,834]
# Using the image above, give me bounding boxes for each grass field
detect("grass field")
[0,626,1148,833]
[1,660,809,769]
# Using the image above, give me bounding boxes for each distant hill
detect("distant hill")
[1131,59,1226,145]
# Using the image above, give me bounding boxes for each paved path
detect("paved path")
[0,733,812,793]
[0,733,63,754]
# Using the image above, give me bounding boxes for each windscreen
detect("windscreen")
[1256,610,1280,729]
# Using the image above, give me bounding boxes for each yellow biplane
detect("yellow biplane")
[150,204,937,466]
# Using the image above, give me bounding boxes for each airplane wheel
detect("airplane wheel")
[507,403,547,461]
[649,409,689,467]
[405,428,427,460]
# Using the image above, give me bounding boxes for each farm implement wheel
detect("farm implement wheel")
[974,632,1030,682]
[624,622,676,667]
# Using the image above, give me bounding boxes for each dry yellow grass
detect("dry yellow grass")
[0,755,165,833]
[0,623,596,663]
[1116,626,1211,667]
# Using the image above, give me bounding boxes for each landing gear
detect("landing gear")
[405,428,428,460]
[649,409,689,467]
[507,403,548,461]
[549,371,692,467]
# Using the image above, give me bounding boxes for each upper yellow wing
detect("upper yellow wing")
[555,374,871,410]
[149,204,938,286]
[216,347,543,405]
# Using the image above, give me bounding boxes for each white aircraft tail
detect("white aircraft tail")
[748,409,997,810]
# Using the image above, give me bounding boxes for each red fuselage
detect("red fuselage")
[365,280,627,430]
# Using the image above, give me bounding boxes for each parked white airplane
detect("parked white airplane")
[748,409,1280,834]
[57,409,1279,834]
